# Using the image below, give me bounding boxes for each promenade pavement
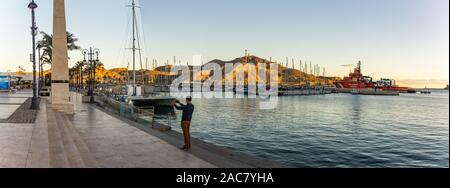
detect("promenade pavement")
[0,91,215,168]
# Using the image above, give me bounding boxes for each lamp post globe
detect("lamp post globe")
[28,0,38,9]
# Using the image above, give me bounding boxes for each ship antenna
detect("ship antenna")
[358,61,362,73]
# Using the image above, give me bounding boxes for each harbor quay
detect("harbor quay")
[0,90,282,168]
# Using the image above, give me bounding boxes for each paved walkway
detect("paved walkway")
[0,123,34,167]
[0,91,215,168]
[69,93,215,168]
[0,91,30,120]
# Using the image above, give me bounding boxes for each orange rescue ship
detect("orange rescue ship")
[335,61,416,93]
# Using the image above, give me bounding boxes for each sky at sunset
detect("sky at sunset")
[0,0,448,84]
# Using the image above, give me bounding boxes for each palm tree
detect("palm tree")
[37,31,81,65]
[69,67,77,87]
[73,61,85,89]
[82,60,104,86]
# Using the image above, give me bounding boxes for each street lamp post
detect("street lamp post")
[28,0,39,110]
[82,49,88,92]
[37,44,41,96]
[91,48,100,103]
[81,48,100,103]
[40,54,45,89]
[80,62,84,90]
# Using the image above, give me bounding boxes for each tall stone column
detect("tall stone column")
[51,0,73,114]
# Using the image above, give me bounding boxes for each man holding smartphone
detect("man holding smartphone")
[174,96,195,150]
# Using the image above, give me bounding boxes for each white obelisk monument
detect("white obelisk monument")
[51,0,74,114]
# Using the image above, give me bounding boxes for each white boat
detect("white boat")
[130,96,176,108]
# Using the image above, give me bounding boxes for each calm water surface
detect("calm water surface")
[163,91,449,168]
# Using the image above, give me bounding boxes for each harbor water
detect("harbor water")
[159,90,449,168]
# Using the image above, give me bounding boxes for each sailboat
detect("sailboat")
[124,0,176,109]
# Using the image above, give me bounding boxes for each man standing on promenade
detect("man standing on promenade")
[174,96,195,150]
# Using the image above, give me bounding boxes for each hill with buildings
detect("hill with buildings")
[21,55,337,87]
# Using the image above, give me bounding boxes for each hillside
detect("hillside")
[199,56,334,86]
[50,55,337,86]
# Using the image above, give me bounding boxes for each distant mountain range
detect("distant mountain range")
[104,55,335,86]
[7,55,447,89]
[105,56,449,88]
[203,56,335,86]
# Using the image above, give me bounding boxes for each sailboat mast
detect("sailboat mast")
[132,0,137,96]
[145,58,148,84]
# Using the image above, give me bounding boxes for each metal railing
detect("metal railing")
[95,93,155,125]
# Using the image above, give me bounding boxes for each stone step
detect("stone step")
[46,107,70,168]
[61,113,100,168]
[54,111,85,168]
[26,101,50,168]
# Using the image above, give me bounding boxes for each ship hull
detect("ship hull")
[336,81,374,89]
[131,97,176,108]
[380,87,416,93]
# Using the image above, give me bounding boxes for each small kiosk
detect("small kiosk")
[0,75,10,92]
